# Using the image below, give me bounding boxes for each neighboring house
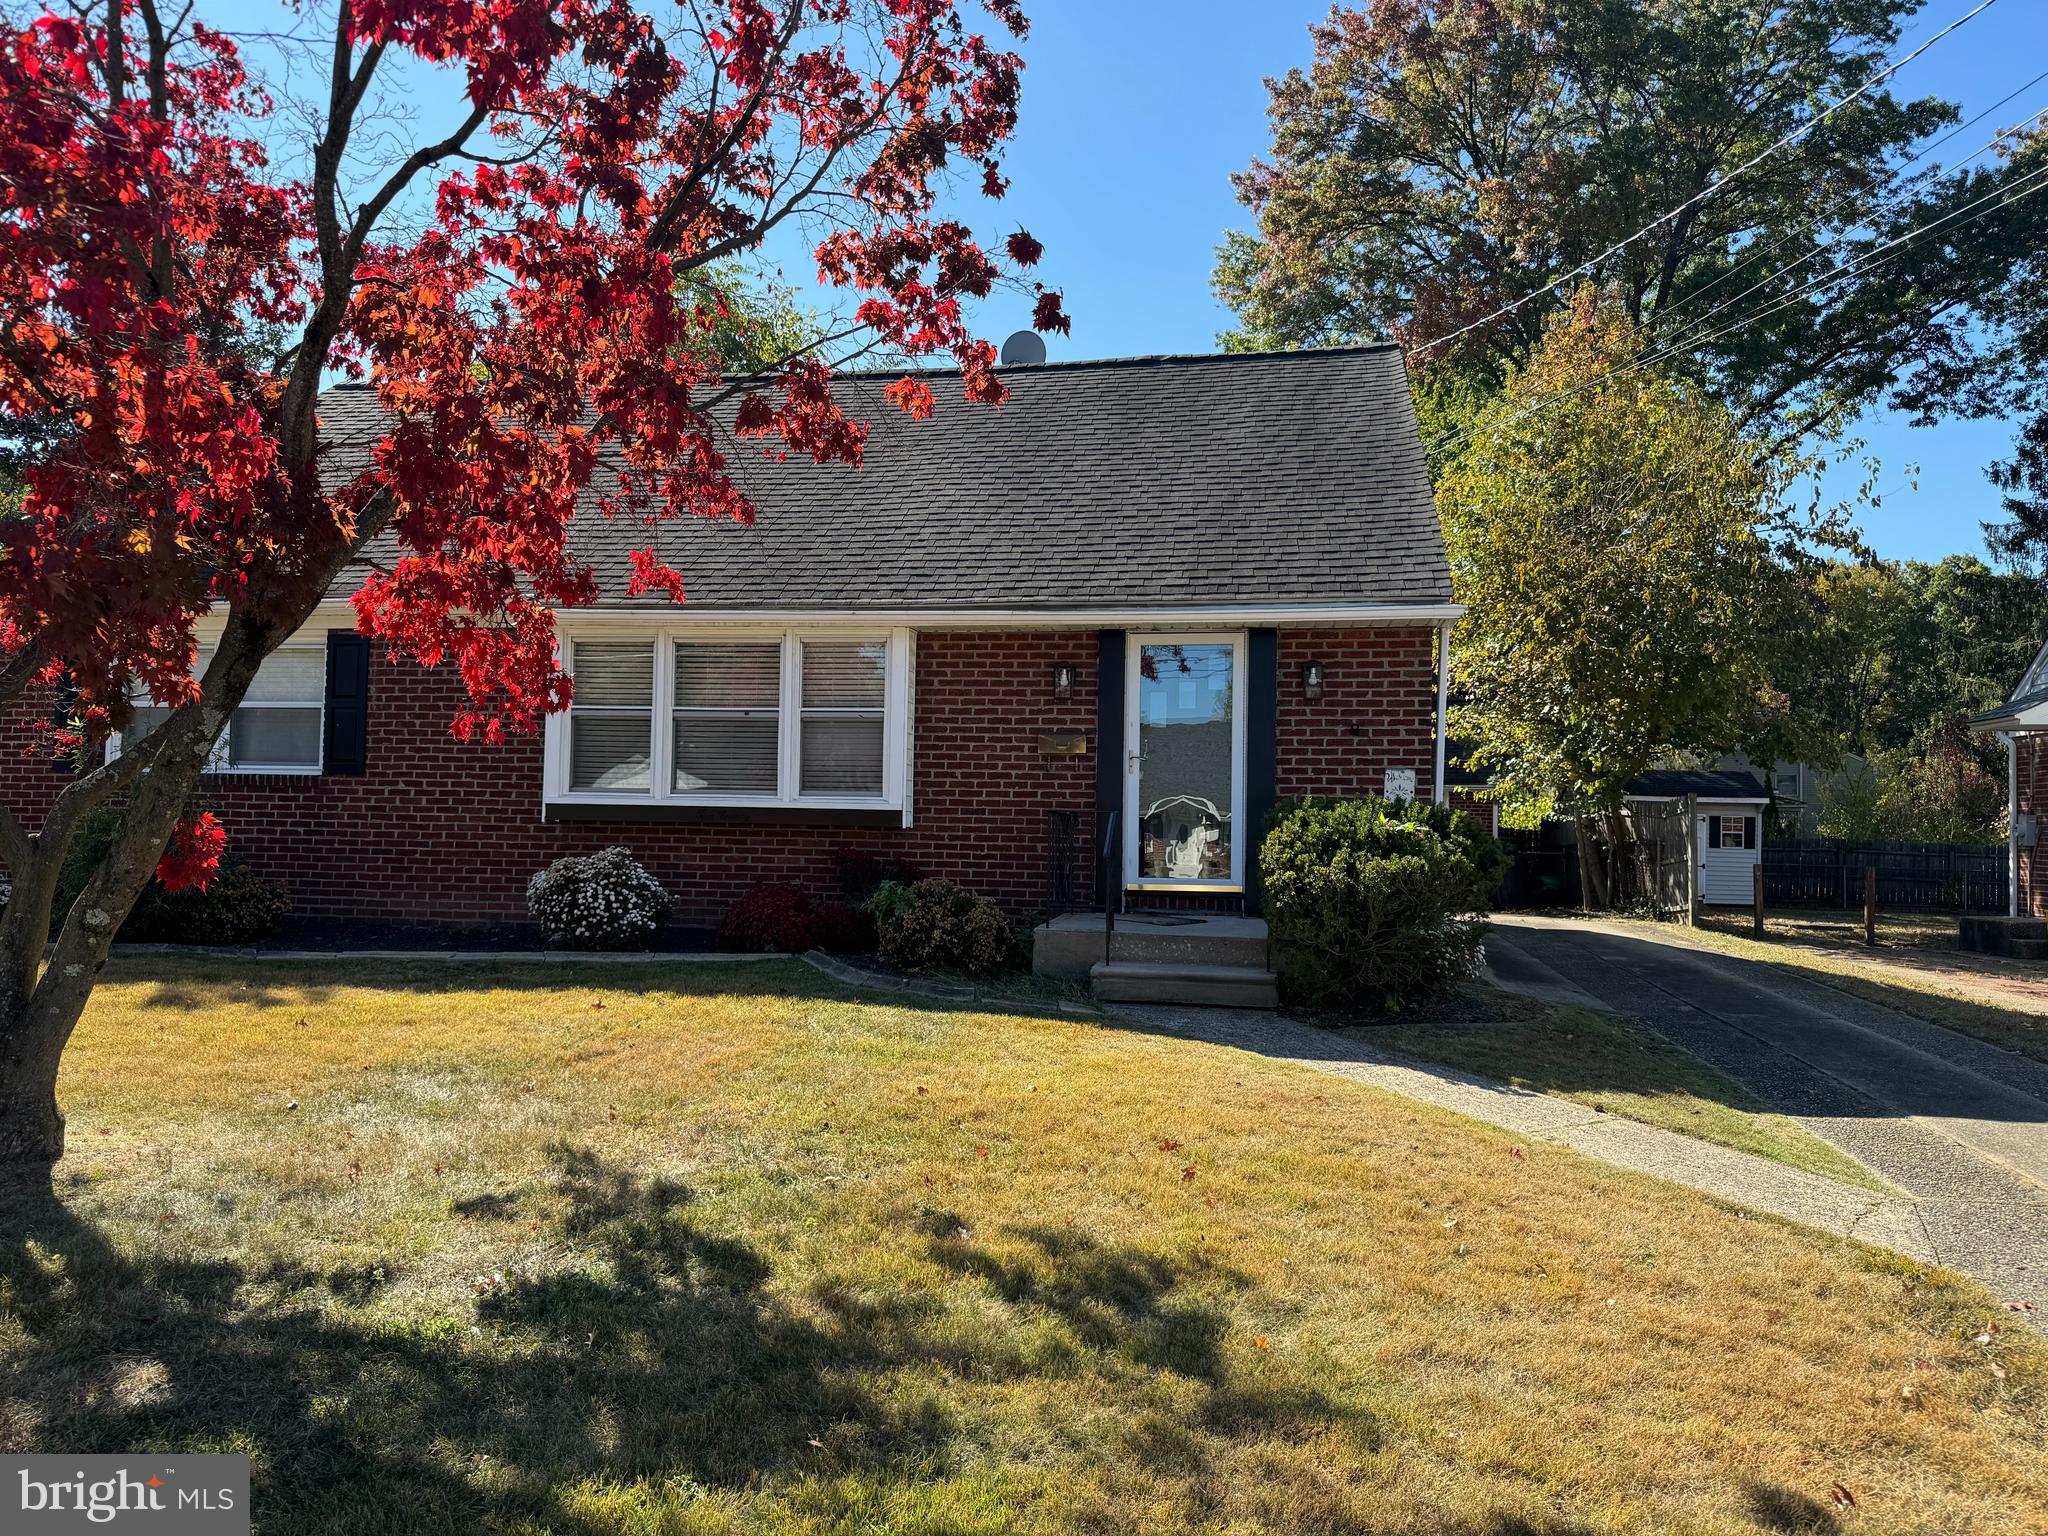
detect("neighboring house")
[1712,752,1848,836]
[1624,768,1769,907]
[1969,636,2048,922]
[0,346,1458,930]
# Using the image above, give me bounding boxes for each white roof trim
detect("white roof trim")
[1624,792,1768,805]
[299,599,1465,632]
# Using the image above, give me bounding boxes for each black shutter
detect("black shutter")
[1744,815,1758,850]
[50,670,79,776]
[1095,630,1125,907]
[1707,814,1722,847]
[1245,629,1278,913]
[323,630,371,776]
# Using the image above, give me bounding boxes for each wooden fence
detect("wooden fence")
[1762,839,2007,914]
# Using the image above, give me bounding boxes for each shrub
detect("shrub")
[526,847,670,950]
[875,878,1012,976]
[124,861,292,945]
[810,901,876,955]
[717,881,818,953]
[1260,796,1506,1013]
[46,805,290,946]
[832,848,923,904]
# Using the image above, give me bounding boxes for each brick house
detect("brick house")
[4,346,1459,938]
[1972,636,2048,927]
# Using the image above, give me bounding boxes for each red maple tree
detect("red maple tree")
[0,0,1064,1169]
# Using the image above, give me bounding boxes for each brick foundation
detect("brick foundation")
[4,625,1442,927]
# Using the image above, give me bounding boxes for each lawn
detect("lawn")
[1357,988,1888,1191]
[1,958,2042,1535]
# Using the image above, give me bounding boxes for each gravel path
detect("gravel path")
[1489,915,2048,1316]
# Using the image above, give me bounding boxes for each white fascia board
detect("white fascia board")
[420,600,1466,632]
[252,598,1463,646]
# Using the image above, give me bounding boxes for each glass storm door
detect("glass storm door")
[1123,635,1246,890]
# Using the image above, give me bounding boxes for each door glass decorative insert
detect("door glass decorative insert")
[1135,641,1234,881]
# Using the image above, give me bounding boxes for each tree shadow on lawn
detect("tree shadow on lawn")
[0,1147,939,1533]
[0,1150,1403,1535]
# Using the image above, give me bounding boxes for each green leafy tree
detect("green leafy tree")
[1216,2,1948,414]
[1441,297,1835,901]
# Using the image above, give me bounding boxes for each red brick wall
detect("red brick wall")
[2021,733,2047,920]
[0,690,69,830]
[2,625,1443,927]
[1277,627,1440,801]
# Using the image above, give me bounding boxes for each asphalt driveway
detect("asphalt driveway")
[1490,914,2048,1313]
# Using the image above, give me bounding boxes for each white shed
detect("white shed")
[1624,769,1770,908]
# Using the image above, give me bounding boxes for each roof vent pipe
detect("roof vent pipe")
[999,330,1047,366]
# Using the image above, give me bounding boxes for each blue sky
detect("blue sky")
[961,0,2048,566]
[209,0,2048,565]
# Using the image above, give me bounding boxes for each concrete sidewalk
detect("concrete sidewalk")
[1114,1001,1934,1265]
[1486,915,2048,1317]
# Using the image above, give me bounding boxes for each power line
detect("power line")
[1404,0,2004,364]
[1431,157,2048,461]
[1649,65,2048,335]
[1632,107,2048,374]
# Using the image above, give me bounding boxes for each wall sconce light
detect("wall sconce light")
[1301,660,1326,702]
[1052,661,1077,701]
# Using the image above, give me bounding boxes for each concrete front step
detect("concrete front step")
[1034,912,1270,979]
[1090,960,1279,1009]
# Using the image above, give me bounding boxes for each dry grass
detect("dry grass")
[0,956,2041,1535]
[1669,912,2048,1065]
[1359,989,1888,1191]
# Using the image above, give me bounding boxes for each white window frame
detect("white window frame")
[1719,815,1749,850]
[544,625,912,813]
[108,641,327,777]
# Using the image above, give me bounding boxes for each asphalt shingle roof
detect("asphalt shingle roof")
[1626,769,1769,801]
[317,344,1450,612]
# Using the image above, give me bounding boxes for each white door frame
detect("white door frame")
[1122,631,1249,893]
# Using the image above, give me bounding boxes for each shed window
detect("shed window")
[1719,816,1749,850]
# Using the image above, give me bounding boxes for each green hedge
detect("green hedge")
[1259,796,1506,1013]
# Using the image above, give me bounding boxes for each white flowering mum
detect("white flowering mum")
[526,847,671,950]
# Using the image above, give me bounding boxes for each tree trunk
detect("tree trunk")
[0,623,262,1171]
[1574,815,1611,909]
[0,1019,64,1171]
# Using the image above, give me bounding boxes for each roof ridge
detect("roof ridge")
[317,342,1403,392]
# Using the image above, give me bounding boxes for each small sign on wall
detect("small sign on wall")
[1383,767,1417,800]
[2017,812,2039,848]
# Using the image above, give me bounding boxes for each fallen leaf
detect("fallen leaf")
[1828,1483,1856,1509]
[590,1001,606,1011]
[975,1145,989,1159]
[1252,1335,1270,1350]
[1507,1146,1524,1160]
[1157,1138,1182,1152]
[1181,1165,1196,1183]
[1990,1361,2009,1381]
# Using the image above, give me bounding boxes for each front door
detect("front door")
[1123,634,1246,892]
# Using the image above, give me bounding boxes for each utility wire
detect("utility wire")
[1627,107,2048,377]
[1404,0,2004,364]
[1430,157,2048,461]
[1649,65,2048,334]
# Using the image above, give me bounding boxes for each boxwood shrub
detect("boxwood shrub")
[873,878,1012,976]
[1260,796,1506,1013]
